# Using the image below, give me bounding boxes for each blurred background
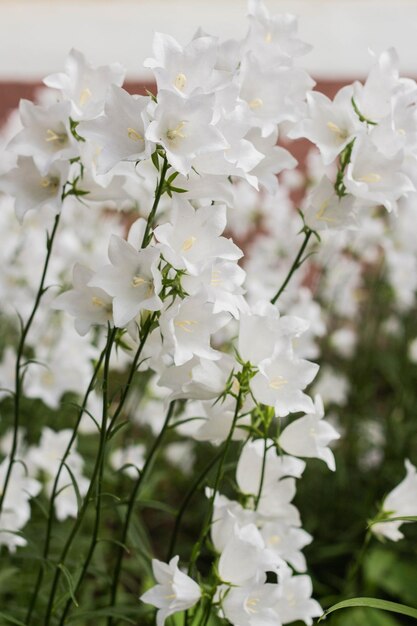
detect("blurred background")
[1,0,417,123]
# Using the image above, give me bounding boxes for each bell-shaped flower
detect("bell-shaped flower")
[44,48,125,120]
[288,87,359,165]
[371,459,417,541]
[344,135,414,213]
[154,201,242,275]
[260,521,312,572]
[251,353,319,417]
[1,156,68,222]
[140,556,201,626]
[279,395,340,470]
[218,523,284,586]
[220,582,282,626]
[8,100,79,174]
[146,90,228,175]
[210,492,256,553]
[53,263,113,335]
[303,175,357,232]
[78,86,152,173]
[189,397,251,445]
[159,294,229,366]
[145,32,225,97]
[274,572,322,626]
[88,234,163,328]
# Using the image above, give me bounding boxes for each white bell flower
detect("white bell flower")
[251,353,319,417]
[146,90,228,175]
[1,156,68,222]
[159,294,229,366]
[261,521,312,572]
[8,100,78,174]
[220,582,282,626]
[274,572,322,626]
[279,395,340,470]
[89,235,162,328]
[154,201,242,275]
[303,175,357,232]
[44,48,125,120]
[78,86,152,173]
[53,263,113,335]
[210,492,256,553]
[140,556,201,626]
[371,459,417,541]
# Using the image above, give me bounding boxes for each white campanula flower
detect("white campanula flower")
[53,263,113,335]
[44,48,125,120]
[344,135,414,213]
[246,127,297,194]
[371,459,417,541]
[8,100,79,174]
[220,582,282,626]
[275,572,322,625]
[89,233,162,328]
[218,523,284,586]
[302,175,357,232]
[251,353,319,417]
[0,457,41,552]
[146,90,228,175]
[145,32,225,97]
[288,87,359,165]
[159,294,229,366]
[260,521,312,572]
[210,492,256,553]
[78,86,153,173]
[154,201,242,275]
[187,397,251,445]
[279,395,340,470]
[140,556,201,626]
[1,156,69,222]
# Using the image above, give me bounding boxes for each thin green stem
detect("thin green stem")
[107,401,176,626]
[270,227,313,305]
[254,435,268,510]
[43,327,117,626]
[57,326,115,625]
[167,447,224,561]
[26,345,107,624]
[0,213,61,517]
[141,156,168,249]
[187,391,243,579]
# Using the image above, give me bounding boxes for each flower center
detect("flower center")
[358,173,382,184]
[249,98,263,110]
[127,127,144,142]
[166,121,187,142]
[326,121,348,140]
[174,73,187,91]
[79,87,92,107]
[45,129,68,145]
[269,376,288,389]
[181,236,196,252]
[244,597,260,615]
[210,270,222,286]
[39,176,60,191]
[175,319,198,333]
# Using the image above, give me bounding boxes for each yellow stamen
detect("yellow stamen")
[127,127,144,142]
[174,73,187,91]
[265,31,272,44]
[79,87,92,107]
[269,534,282,545]
[269,376,288,390]
[45,128,67,145]
[245,597,260,614]
[181,236,196,252]
[315,200,336,223]
[132,276,147,287]
[166,121,187,142]
[175,319,198,333]
[91,296,106,307]
[358,173,382,184]
[326,121,348,140]
[249,98,263,110]
[210,270,222,286]
[39,176,59,190]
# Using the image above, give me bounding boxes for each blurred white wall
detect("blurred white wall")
[0,0,417,80]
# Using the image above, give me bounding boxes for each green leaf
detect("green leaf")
[57,563,79,608]
[67,606,141,623]
[364,547,417,605]
[0,612,27,625]
[63,462,83,514]
[107,419,130,441]
[320,597,417,622]
[151,151,160,171]
[369,515,417,525]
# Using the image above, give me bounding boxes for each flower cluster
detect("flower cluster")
[0,0,416,623]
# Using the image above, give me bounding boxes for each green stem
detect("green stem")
[254,435,268,509]
[270,228,313,305]
[26,344,107,624]
[0,213,61,517]
[43,327,117,626]
[141,156,168,249]
[187,391,243,579]
[167,447,224,561]
[107,401,176,625]
[57,326,116,625]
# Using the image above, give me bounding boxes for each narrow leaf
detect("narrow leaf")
[320,597,417,621]
[57,563,79,607]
